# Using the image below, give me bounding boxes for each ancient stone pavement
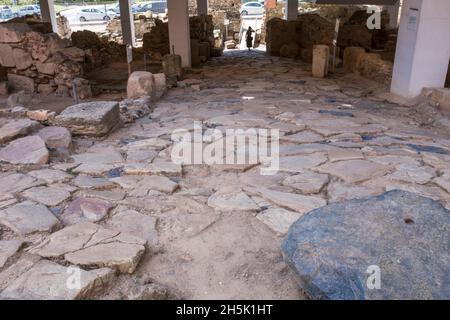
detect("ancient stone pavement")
[0,50,449,299]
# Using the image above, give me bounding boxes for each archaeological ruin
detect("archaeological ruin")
[0,0,449,302]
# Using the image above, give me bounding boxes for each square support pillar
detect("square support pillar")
[168,0,191,68]
[285,0,298,21]
[391,0,450,98]
[39,0,57,33]
[384,0,401,29]
[197,0,208,16]
[119,0,136,47]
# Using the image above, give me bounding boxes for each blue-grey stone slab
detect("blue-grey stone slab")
[282,190,450,300]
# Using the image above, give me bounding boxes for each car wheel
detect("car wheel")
[103,15,110,21]
[79,16,86,22]
[241,10,248,16]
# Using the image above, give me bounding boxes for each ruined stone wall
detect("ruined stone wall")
[266,14,334,60]
[105,13,161,42]
[0,22,88,96]
[338,10,390,50]
[71,30,126,70]
[188,0,241,40]
[143,15,215,60]
[261,0,284,44]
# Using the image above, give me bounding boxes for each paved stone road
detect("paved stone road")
[0,50,449,299]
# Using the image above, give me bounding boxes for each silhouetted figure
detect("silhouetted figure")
[246,27,254,51]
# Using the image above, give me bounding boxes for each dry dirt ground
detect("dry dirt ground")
[1,50,449,299]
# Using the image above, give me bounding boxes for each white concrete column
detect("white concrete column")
[39,0,57,33]
[391,0,450,98]
[197,0,208,16]
[119,0,136,47]
[285,0,298,21]
[385,0,401,29]
[168,0,191,68]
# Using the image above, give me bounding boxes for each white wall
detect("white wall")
[391,0,450,98]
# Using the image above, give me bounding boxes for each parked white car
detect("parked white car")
[17,5,40,17]
[77,7,116,22]
[240,2,264,16]
[0,6,13,21]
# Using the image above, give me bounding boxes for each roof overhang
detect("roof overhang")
[311,0,399,4]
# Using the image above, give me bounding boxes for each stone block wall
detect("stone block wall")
[188,0,241,40]
[143,15,216,61]
[266,14,334,60]
[0,22,89,96]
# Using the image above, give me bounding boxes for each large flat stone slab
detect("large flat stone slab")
[54,101,120,137]
[316,160,389,183]
[0,201,60,236]
[0,240,23,268]
[208,189,260,212]
[33,222,146,274]
[244,186,326,214]
[0,136,49,165]
[282,190,450,300]
[0,118,40,144]
[0,260,114,300]
[22,186,71,207]
[0,173,42,194]
[60,197,113,225]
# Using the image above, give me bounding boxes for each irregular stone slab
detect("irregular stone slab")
[433,171,450,194]
[138,176,179,194]
[37,126,72,149]
[22,186,71,207]
[77,189,126,202]
[7,74,35,93]
[61,197,113,225]
[328,148,364,162]
[316,160,389,183]
[54,101,120,137]
[127,71,156,100]
[245,186,326,214]
[282,190,450,300]
[0,254,41,292]
[72,176,116,190]
[0,173,42,194]
[0,193,17,209]
[0,260,114,300]
[0,201,60,235]
[327,180,384,203]
[125,147,158,162]
[208,189,260,212]
[386,164,435,185]
[72,149,123,164]
[0,136,49,165]
[0,118,40,144]
[280,131,324,144]
[282,172,329,194]
[123,161,182,176]
[257,208,301,235]
[107,208,157,244]
[13,48,32,70]
[71,163,119,176]
[34,222,146,274]
[28,169,72,184]
[0,23,31,43]
[0,43,14,67]
[279,153,328,173]
[0,240,23,268]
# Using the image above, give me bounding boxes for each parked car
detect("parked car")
[137,1,167,14]
[113,3,141,14]
[240,2,264,16]
[77,7,116,22]
[17,5,41,17]
[0,6,13,21]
